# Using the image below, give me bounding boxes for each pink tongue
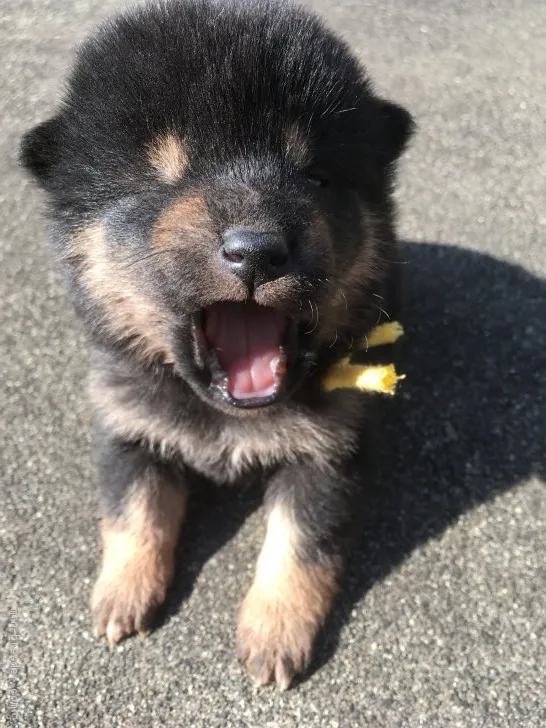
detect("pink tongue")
[204,302,286,399]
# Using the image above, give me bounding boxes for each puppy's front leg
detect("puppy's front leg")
[237,462,359,689]
[91,435,187,645]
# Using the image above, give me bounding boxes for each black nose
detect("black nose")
[221,229,289,289]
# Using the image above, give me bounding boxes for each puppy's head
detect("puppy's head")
[21,0,413,414]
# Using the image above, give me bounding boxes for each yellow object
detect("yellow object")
[362,321,404,349]
[322,321,405,396]
[323,363,405,395]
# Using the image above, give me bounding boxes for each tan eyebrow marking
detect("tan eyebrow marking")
[147,133,189,183]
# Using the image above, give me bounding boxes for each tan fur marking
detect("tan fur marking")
[254,273,304,314]
[285,122,311,167]
[147,134,188,183]
[91,475,187,645]
[69,224,174,366]
[237,504,338,689]
[152,195,211,250]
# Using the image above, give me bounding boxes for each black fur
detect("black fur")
[21,0,413,688]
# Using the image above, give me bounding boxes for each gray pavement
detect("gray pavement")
[1,1,545,726]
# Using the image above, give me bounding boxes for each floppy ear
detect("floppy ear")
[373,99,415,164]
[20,116,63,185]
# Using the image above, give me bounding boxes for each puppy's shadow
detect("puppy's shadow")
[313,241,546,671]
[159,477,262,623]
[160,242,545,668]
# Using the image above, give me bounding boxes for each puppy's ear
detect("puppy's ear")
[372,100,415,164]
[20,116,63,186]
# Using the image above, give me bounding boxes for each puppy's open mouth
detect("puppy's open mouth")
[203,302,289,408]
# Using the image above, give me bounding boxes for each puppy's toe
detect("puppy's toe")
[105,615,134,647]
[237,587,315,690]
[91,568,166,646]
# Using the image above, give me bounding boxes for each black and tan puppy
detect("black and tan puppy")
[21,0,413,689]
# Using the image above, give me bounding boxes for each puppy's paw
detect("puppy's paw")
[91,560,169,646]
[237,586,317,690]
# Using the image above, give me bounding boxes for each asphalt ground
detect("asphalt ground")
[1,1,545,726]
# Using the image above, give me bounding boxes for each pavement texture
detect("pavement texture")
[1,0,545,726]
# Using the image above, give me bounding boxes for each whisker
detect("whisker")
[120,248,178,270]
[334,107,357,115]
[374,304,391,325]
[375,258,410,266]
[120,246,178,264]
[303,299,319,335]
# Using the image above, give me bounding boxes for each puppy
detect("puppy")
[21,0,413,689]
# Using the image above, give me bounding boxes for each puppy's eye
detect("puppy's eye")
[305,173,329,188]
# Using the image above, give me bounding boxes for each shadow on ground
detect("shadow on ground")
[160,242,546,672]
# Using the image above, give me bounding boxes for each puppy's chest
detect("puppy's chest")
[90,373,354,482]
[170,416,338,482]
